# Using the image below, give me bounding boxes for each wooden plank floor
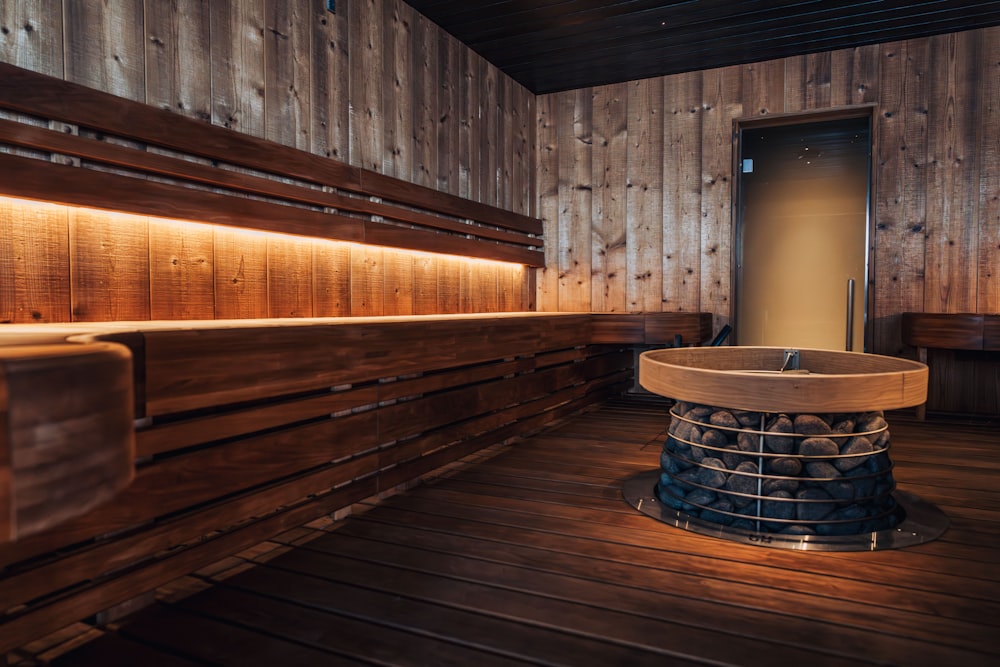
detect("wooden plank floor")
[22,398,1000,666]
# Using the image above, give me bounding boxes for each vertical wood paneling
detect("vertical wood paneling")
[742,60,783,117]
[458,49,477,201]
[805,52,833,110]
[498,76,515,212]
[591,82,628,312]
[436,257,461,313]
[0,0,62,76]
[625,78,663,313]
[349,246,383,315]
[209,0,265,137]
[267,235,313,317]
[69,209,150,321]
[312,241,351,316]
[213,227,268,319]
[662,72,703,313]
[382,249,414,316]
[437,32,460,197]
[979,26,1000,314]
[413,254,437,314]
[699,66,740,331]
[0,0,535,325]
[382,0,411,179]
[832,45,879,107]
[535,93,559,312]
[264,0,310,150]
[467,260,498,313]
[0,200,70,323]
[310,1,349,161]
[480,59,499,207]
[924,32,980,313]
[512,83,533,216]
[64,0,144,101]
[349,0,383,171]
[412,12,437,189]
[149,219,215,320]
[872,41,908,356]
[144,0,211,120]
[557,89,592,311]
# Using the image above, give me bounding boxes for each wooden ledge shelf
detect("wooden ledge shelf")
[0,311,709,653]
[0,62,543,266]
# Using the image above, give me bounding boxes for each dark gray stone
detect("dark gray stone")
[794,414,832,435]
[737,431,759,452]
[684,405,714,420]
[701,428,730,450]
[765,415,795,453]
[725,461,759,497]
[762,490,796,522]
[837,435,873,471]
[857,412,887,434]
[732,410,764,428]
[767,456,802,476]
[799,437,839,458]
[762,477,800,495]
[805,461,841,479]
[709,409,741,429]
[796,488,835,521]
[697,457,728,488]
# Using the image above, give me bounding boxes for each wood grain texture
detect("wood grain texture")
[873,41,909,357]
[382,0,412,180]
[0,199,70,323]
[267,235,313,318]
[923,31,981,314]
[640,346,928,412]
[535,93,559,312]
[310,0,348,161]
[264,0,310,150]
[63,0,144,101]
[698,66,739,331]
[213,226,268,319]
[69,208,150,322]
[590,82,628,312]
[625,78,663,313]
[0,0,63,76]
[412,10,437,190]
[149,220,215,320]
[144,0,211,122]
[311,240,351,317]
[209,0,265,138]
[0,342,134,541]
[977,26,1000,314]
[0,314,639,652]
[662,72,702,313]
[557,88,592,311]
[534,26,997,414]
[40,400,1000,667]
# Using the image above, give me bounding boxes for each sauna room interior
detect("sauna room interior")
[1,1,998,665]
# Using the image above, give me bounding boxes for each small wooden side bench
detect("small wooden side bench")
[901,312,1000,419]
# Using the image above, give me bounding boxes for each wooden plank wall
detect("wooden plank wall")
[536,26,1000,414]
[0,0,535,323]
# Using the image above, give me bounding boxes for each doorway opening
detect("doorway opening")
[734,112,873,351]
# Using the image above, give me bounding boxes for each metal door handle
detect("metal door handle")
[846,278,855,351]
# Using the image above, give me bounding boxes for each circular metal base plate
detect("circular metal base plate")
[622,469,949,551]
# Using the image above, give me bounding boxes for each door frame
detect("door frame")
[730,105,877,351]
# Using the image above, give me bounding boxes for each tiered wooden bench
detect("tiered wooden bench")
[0,311,710,654]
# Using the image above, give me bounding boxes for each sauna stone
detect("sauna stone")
[657,402,900,535]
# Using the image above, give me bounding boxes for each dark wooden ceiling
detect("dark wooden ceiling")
[403,0,1000,94]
